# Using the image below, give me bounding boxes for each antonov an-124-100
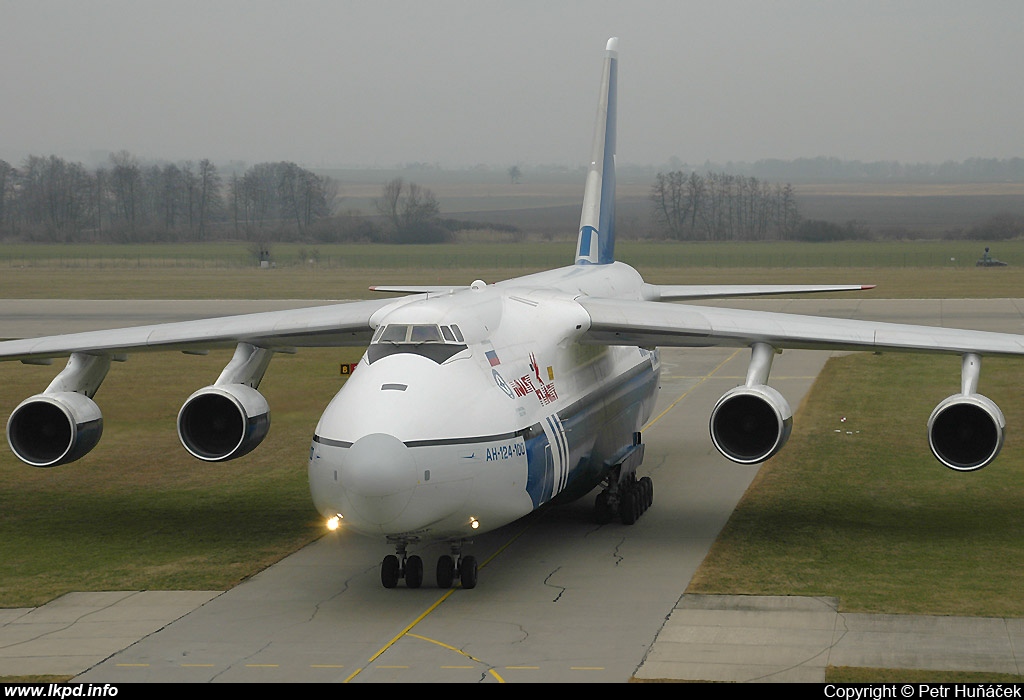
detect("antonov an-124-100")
[4,39,1024,589]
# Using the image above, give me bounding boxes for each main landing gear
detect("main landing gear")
[380,541,478,589]
[594,432,653,525]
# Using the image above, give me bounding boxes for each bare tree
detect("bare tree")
[0,160,13,235]
[375,177,404,232]
[375,177,444,243]
[108,151,142,233]
[195,159,221,240]
[650,170,800,241]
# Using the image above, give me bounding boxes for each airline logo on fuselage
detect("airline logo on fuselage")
[492,351,558,406]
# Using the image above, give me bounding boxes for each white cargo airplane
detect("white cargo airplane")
[4,38,1024,590]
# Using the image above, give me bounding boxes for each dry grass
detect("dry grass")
[0,347,363,608]
[689,353,1024,616]
[4,245,1024,618]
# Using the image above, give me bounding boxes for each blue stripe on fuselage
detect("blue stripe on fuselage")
[524,351,659,508]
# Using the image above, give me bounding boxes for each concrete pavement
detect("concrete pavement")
[4,590,1022,681]
[4,298,1024,682]
[0,592,219,678]
[636,595,1024,682]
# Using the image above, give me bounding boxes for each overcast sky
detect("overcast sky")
[2,1,1022,169]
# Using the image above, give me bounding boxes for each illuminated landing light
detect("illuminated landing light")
[326,515,342,531]
[470,517,480,530]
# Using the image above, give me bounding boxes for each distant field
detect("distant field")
[332,171,1024,236]
[2,240,1024,299]
[2,239,1019,269]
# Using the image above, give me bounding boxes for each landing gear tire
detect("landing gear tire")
[596,474,655,526]
[381,554,400,588]
[459,555,478,589]
[620,490,638,525]
[405,555,424,589]
[436,555,455,588]
[641,475,653,508]
[595,491,613,524]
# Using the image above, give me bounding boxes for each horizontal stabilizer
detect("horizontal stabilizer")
[369,285,468,295]
[642,284,875,302]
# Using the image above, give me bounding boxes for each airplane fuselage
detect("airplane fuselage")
[308,262,661,543]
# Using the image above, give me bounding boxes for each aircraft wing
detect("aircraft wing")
[641,283,874,301]
[0,297,400,363]
[578,297,1024,356]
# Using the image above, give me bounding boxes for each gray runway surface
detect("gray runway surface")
[2,298,1023,682]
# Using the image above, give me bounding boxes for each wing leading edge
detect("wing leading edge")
[578,297,1024,356]
[0,297,400,363]
[579,295,1024,472]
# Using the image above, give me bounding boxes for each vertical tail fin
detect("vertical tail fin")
[576,37,619,266]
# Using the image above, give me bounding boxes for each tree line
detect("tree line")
[0,153,336,242]
[650,171,801,241]
[644,156,1024,184]
[747,156,1024,183]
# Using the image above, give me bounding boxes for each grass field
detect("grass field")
[0,347,363,608]
[688,352,1024,617]
[2,239,1021,270]
[3,241,1024,682]
[3,240,1024,299]
[0,247,1019,614]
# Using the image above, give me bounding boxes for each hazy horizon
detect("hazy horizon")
[3,1,1022,170]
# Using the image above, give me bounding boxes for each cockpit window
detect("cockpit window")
[366,324,468,364]
[379,325,410,343]
[410,325,442,343]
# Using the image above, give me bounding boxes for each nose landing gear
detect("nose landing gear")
[380,541,477,589]
[380,543,424,589]
[435,542,477,589]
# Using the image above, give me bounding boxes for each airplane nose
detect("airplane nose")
[342,433,417,497]
[340,433,418,526]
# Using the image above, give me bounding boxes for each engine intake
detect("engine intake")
[927,393,1005,472]
[177,384,270,462]
[710,384,793,464]
[6,392,103,467]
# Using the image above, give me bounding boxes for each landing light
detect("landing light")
[326,515,342,531]
[470,517,480,530]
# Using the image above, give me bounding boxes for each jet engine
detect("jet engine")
[710,384,793,464]
[6,391,103,467]
[177,383,270,462]
[926,353,1005,472]
[709,342,792,465]
[177,343,275,462]
[6,352,111,468]
[927,393,1004,472]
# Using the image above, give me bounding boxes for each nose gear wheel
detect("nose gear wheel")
[380,541,477,589]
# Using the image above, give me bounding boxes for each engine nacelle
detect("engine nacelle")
[927,393,1005,472]
[177,384,270,462]
[710,384,793,464]
[6,392,103,467]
